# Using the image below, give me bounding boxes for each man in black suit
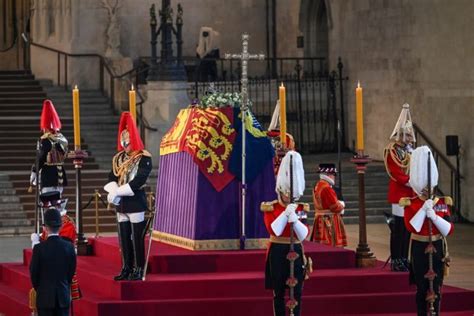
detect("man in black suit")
[30,208,77,316]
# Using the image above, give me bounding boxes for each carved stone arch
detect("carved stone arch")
[299,0,332,74]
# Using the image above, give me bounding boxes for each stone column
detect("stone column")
[55,0,63,42]
[64,0,72,43]
[140,81,191,166]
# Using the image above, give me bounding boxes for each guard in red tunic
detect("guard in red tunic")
[383,103,416,271]
[261,151,310,316]
[310,163,347,247]
[402,146,453,316]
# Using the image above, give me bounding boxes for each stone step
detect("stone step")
[0,144,89,151]
[0,196,20,203]
[0,163,100,171]
[344,199,389,209]
[0,91,46,98]
[0,74,35,80]
[0,218,33,227]
[0,80,40,86]
[0,86,43,92]
[0,97,45,104]
[341,215,386,224]
[48,96,109,103]
[0,188,16,194]
[0,203,25,211]
[0,156,97,164]
[0,225,34,236]
[44,88,104,96]
[0,212,27,219]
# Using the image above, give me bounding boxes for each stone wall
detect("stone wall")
[26,0,474,220]
[325,0,474,220]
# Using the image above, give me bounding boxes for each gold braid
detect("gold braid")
[383,142,410,182]
[112,150,144,185]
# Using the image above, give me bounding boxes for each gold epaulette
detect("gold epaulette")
[40,132,51,140]
[399,197,412,207]
[141,150,152,157]
[299,202,310,212]
[260,200,277,212]
[441,196,453,206]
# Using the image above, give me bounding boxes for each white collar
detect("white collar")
[320,174,335,186]
[47,233,59,238]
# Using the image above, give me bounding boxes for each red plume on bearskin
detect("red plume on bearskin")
[117,112,144,151]
[40,99,62,131]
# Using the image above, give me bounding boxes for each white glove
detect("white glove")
[116,184,135,197]
[426,208,437,221]
[340,209,345,215]
[339,201,345,208]
[107,192,121,205]
[284,203,298,217]
[104,181,119,193]
[30,172,37,186]
[288,211,298,223]
[421,199,434,212]
[31,233,40,248]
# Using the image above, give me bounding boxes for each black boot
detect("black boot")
[114,221,133,281]
[391,258,409,272]
[129,220,147,281]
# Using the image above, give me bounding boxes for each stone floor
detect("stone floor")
[1,223,473,290]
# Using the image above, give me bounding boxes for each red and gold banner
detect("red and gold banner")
[160,107,236,192]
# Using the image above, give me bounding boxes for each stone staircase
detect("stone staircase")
[300,153,391,224]
[0,70,156,235]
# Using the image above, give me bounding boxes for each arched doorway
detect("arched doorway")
[299,0,331,75]
[0,0,31,70]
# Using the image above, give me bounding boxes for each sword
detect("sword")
[143,193,157,281]
[286,154,299,316]
[425,151,437,316]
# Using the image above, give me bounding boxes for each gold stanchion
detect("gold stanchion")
[94,189,100,238]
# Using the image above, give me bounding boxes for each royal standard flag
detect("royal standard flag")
[229,109,275,183]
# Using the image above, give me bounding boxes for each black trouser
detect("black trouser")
[411,239,444,316]
[37,308,69,316]
[265,243,305,316]
[390,215,410,261]
[117,221,133,271]
[131,221,146,270]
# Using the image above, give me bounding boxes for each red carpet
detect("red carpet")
[0,237,473,315]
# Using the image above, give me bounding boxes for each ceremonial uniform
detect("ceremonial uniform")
[403,146,453,316]
[105,112,152,281]
[267,130,295,175]
[261,151,310,316]
[31,100,68,194]
[383,103,416,271]
[311,178,347,247]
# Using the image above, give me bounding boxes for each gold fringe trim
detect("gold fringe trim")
[152,231,269,250]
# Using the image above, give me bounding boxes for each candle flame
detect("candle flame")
[357,81,360,88]
[131,84,135,91]
[74,85,78,90]
[280,82,285,88]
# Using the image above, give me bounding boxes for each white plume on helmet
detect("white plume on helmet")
[409,146,438,196]
[268,100,280,131]
[276,151,305,201]
[390,103,416,143]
